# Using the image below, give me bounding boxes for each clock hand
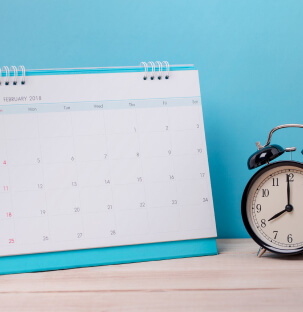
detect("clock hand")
[268,204,293,221]
[268,175,293,221]
[268,209,288,221]
[287,174,290,206]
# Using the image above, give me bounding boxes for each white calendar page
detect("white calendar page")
[0,70,217,257]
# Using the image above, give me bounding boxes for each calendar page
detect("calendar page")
[0,69,217,257]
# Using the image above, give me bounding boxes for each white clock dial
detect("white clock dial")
[246,164,303,250]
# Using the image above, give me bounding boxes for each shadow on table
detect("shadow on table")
[263,252,303,260]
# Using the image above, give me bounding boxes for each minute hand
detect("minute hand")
[268,174,293,222]
[287,174,290,205]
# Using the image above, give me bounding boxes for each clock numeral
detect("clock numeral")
[272,178,279,186]
[273,231,278,239]
[256,204,261,213]
[262,189,269,197]
[261,219,266,228]
[287,234,293,243]
[287,173,294,182]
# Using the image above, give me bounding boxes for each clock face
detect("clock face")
[242,161,303,254]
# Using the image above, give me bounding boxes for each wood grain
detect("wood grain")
[0,239,303,312]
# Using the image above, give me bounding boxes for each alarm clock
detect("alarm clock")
[241,124,303,257]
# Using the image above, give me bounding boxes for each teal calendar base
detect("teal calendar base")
[0,238,217,275]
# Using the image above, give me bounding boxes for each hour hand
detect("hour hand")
[268,203,293,221]
[268,209,287,221]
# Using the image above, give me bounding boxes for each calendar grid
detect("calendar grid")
[1,115,16,249]
[165,102,181,234]
[37,112,51,246]
[133,104,152,237]
[0,96,216,257]
[99,108,118,242]
[69,110,85,243]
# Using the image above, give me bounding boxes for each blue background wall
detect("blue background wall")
[1,0,303,238]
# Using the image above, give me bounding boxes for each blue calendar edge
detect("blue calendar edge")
[1,65,195,77]
[0,238,217,275]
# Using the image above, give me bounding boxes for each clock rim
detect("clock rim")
[241,160,303,255]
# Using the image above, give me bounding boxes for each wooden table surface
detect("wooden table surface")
[0,239,303,312]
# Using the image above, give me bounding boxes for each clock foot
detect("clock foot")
[257,247,266,258]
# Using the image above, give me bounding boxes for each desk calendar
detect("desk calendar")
[0,62,217,274]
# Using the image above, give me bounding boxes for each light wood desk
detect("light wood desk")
[0,239,302,312]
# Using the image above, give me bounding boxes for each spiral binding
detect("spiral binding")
[0,65,26,86]
[140,61,170,80]
[0,63,171,84]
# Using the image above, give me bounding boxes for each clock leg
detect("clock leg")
[257,247,266,258]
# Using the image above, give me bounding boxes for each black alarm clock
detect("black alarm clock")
[242,124,303,257]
